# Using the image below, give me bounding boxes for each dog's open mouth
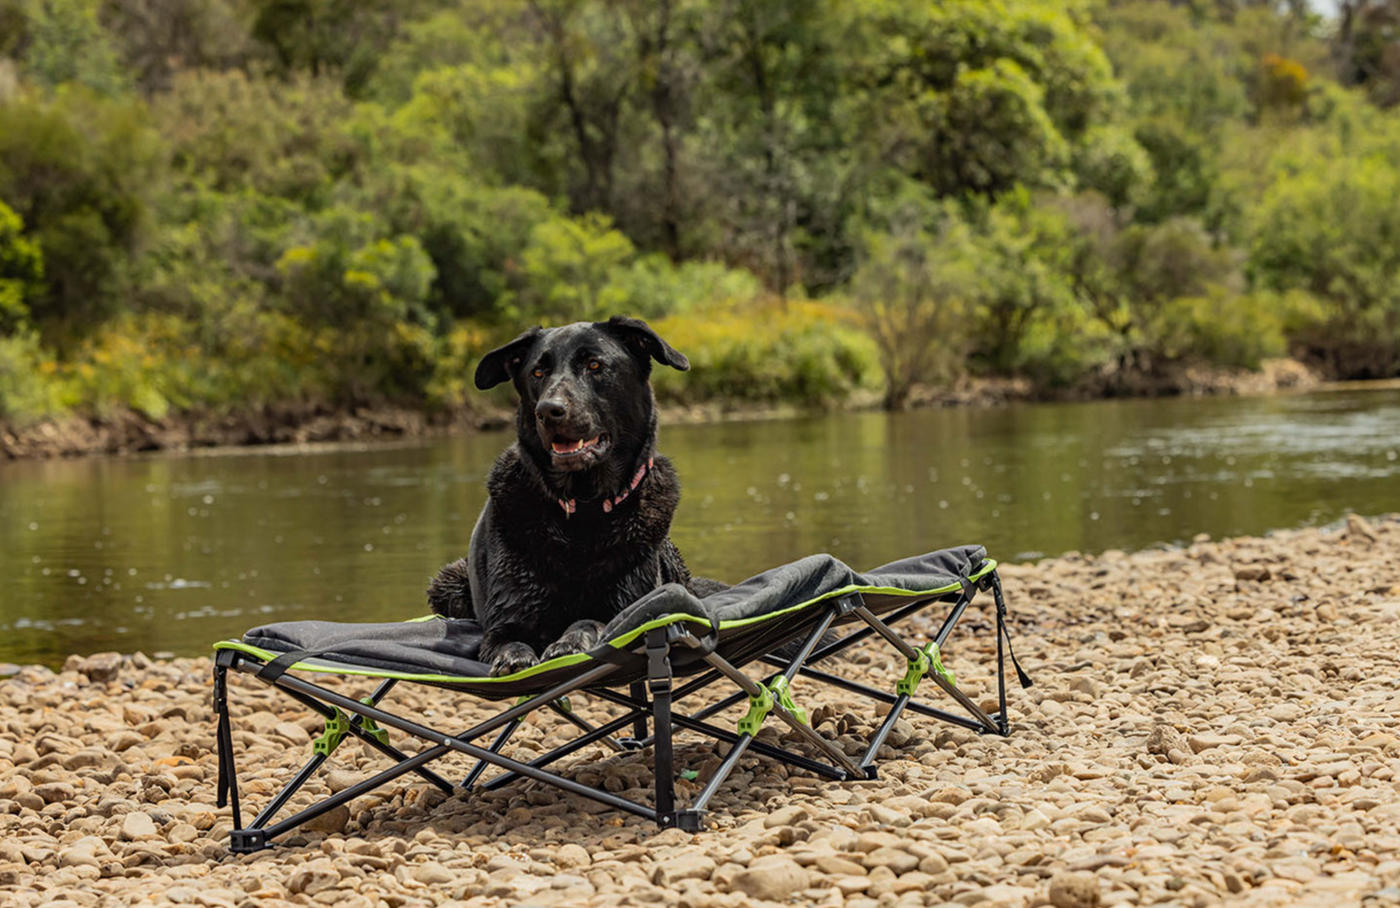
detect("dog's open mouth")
[548,432,609,468]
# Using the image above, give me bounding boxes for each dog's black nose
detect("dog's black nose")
[536,398,568,422]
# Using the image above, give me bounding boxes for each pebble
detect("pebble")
[730,856,809,901]
[0,519,1396,907]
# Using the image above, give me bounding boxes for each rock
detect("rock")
[1146,725,1184,756]
[815,854,867,876]
[731,857,809,901]
[1346,513,1378,542]
[80,652,124,683]
[302,804,350,834]
[862,847,919,875]
[34,782,76,804]
[1232,565,1272,582]
[1187,733,1242,754]
[286,863,339,896]
[652,854,717,885]
[554,843,592,869]
[1047,871,1101,908]
[412,862,456,885]
[763,804,809,828]
[120,812,159,841]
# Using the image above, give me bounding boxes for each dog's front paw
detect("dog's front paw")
[540,620,606,661]
[489,643,539,677]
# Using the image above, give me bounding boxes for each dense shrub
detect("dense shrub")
[650,302,879,407]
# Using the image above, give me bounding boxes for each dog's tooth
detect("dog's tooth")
[603,499,612,513]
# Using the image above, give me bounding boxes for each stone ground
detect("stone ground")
[2,514,1399,908]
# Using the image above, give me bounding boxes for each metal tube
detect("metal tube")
[481,712,641,792]
[788,666,993,733]
[859,693,910,769]
[251,755,327,829]
[689,734,754,813]
[851,605,921,661]
[548,701,626,752]
[461,721,520,791]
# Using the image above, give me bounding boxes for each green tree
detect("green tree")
[1248,153,1400,376]
[0,88,160,336]
[0,198,44,331]
[849,189,979,409]
[10,0,128,95]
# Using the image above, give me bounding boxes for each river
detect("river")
[3,385,1400,666]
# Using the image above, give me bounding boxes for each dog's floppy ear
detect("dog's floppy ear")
[475,328,544,390]
[603,316,690,372]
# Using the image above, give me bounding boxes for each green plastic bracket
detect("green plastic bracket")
[737,686,773,738]
[927,642,956,689]
[313,708,350,756]
[358,698,390,746]
[896,642,955,697]
[768,675,808,726]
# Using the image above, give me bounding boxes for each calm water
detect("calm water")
[3,386,1400,666]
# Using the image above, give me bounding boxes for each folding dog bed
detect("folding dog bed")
[212,545,1031,852]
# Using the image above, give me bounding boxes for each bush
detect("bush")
[1150,290,1291,370]
[0,87,161,332]
[0,198,43,332]
[1247,152,1400,374]
[0,330,63,424]
[649,301,879,407]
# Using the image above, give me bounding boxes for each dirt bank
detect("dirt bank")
[0,358,1325,461]
[0,514,1396,906]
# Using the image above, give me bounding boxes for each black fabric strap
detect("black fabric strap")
[991,574,1034,689]
[257,649,320,682]
[213,665,241,828]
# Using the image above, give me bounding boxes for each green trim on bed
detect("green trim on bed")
[212,559,998,687]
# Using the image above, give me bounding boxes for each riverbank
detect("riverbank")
[0,357,1323,461]
[1,514,1396,906]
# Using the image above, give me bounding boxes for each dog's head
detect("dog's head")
[475,316,689,482]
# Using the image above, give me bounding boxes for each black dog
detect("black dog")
[426,316,721,676]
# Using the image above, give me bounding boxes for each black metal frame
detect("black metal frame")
[213,570,1023,852]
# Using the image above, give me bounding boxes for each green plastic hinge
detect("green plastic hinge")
[358,698,390,746]
[769,675,807,726]
[737,686,773,737]
[314,708,350,756]
[896,642,956,697]
[512,694,571,714]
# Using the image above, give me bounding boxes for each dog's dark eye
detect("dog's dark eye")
[587,359,601,372]
[532,367,544,378]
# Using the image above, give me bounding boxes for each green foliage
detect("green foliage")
[502,213,636,323]
[11,0,128,95]
[0,87,160,333]
[1247,151,1400,374]
[0,198,43,331]
[156,70,358,205]
[0,329,62,424]
[848,190,980,409]
[650,302,879,406]
[1150,289,1292,370]
[849,0,1121,199]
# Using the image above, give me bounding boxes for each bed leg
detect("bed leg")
[646,627,676,827]
[621,681,649,749]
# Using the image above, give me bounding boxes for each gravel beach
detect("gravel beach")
[2,514,1398,908]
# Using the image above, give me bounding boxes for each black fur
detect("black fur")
[428,316,718,676]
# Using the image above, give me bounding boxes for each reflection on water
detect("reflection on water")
[3,387,1400,665]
